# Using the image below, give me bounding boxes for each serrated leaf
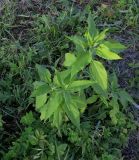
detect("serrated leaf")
[63,93,80,128]
[32,84,51,96]
[54,70,71,87]
[90,60,108,90]
[87,13,97,38]
[36,64,51,83]
[36,94,47,109]
[103,40,126,52]
[53,107,63,129]
[33,81,45,89]
[40,92,62,121]
[64,53,76,67]
[72,94,87,113]
[96,44,122,60]
[71,53,91,77]
[94,29,109,42]
[39,104,47,121]
[68,36,87,53]
[68,80,93,91]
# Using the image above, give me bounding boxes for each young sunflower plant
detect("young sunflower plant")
[32,14,135,129]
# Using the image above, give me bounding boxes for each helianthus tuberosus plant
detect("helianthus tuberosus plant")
[32,14,134,129]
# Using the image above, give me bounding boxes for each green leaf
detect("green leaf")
[54,70,64,87]
[57,144,67,156]
[90,60,108,90]
[87,95,98,104]
[72,94,87,113]
[64,53,76,67]
[71,53,91,77]
[68,36,87,53]
[109,98,119,125]
[63,93,80,128]
[96,44,122,60]
[20,111,35,125]
[118,90,135,107]
[33,81,45,89]
[103,40,126,52]
[68,80,93,91]
[39,104,48,121]
[29,135,38,145]
[32,84,51,96]
[53,107,63,129]
[36,94,47,109]
[110,72,119,90]
[36,64,51,83]
[54,70,71,87]
[94,29,109,42]
[84,31,92,44]
[92,83,108,98]
[40,92,62,121]
[87,13,97,38]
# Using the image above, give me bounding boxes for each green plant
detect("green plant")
[3,112,69,160]
[1,2,138,159]
[32,14,135,129]
[32,64,92,129]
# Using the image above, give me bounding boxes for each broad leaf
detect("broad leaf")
[39,104,48,121]
[72,94,87,113]
[36,64,51,83]
[32,84,51,96]
[96,44,122,60]
[68,80,93,91]
[68,36,87,53]
[84,31,93,45]
[94,29,109,42]
[54,70,71,87]
[53,107,63,129]
[63,93,80,128]
[40,92,62,121]
[90,60,108,90]
[64,53,76,67]
[36,94,47,109]
[103,40,126,52]
[33,81,45,89]
[54,70,65,87]
[87,13,97,38]
[71,53,91,77]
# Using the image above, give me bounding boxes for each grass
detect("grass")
[0,0,139,159]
